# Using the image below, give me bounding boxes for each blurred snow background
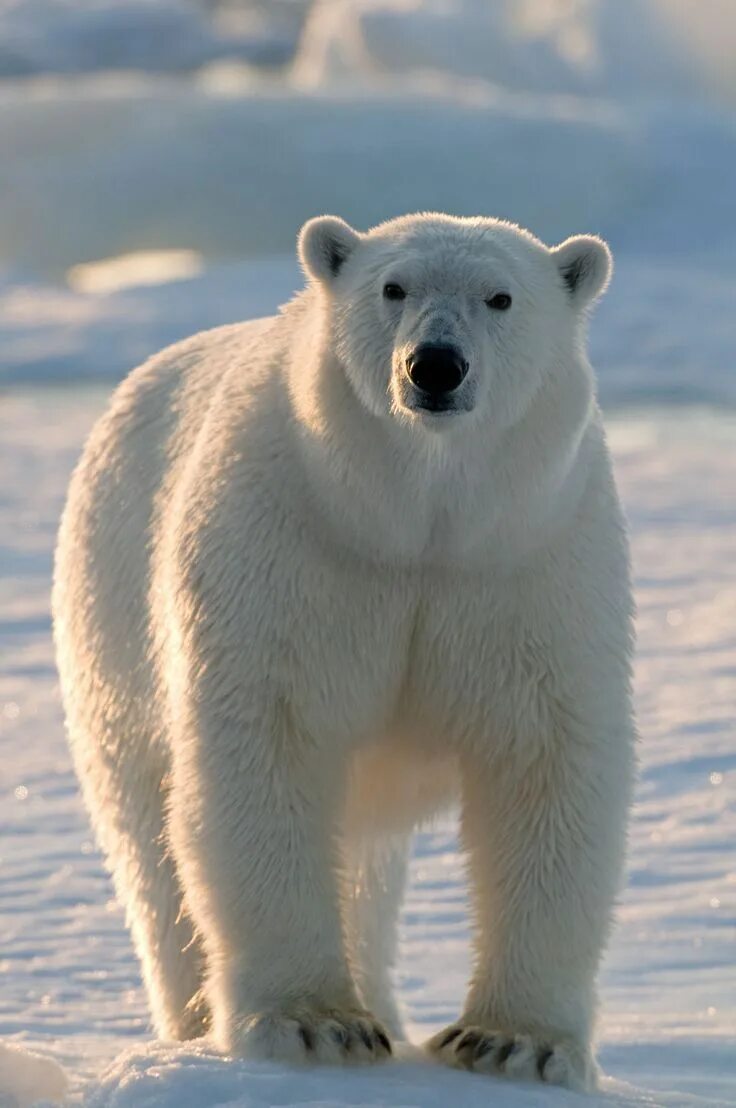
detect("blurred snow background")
[1,0,735,401]
[0,2,734,1105]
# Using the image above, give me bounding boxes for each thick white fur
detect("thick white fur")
[53,213,634,1090]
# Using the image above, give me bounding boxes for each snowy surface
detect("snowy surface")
[79,1039,733,1108]
[1,396,734,1105]
[0,1041,67,1107]
[0,1,735,1105]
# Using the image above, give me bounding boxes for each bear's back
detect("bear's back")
[53,316,277,764]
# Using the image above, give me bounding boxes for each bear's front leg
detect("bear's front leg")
[167,700,392,1065]
[429,724,633,1091]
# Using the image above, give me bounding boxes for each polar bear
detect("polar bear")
[53,213,635,1091]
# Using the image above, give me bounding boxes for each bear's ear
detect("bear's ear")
[298,216,361,285]
[552,235,613,307]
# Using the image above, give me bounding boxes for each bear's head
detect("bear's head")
[298,212,611,440]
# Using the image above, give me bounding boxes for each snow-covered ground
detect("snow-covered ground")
[0,1,734,1104]
[1,395,734,1105]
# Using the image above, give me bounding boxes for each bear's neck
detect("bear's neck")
[285,305,595,571]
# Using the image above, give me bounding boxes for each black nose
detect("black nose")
[406,344,468,396]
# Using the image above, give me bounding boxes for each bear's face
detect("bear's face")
[299,214,611,439]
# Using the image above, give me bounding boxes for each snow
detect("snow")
[0,1041,67,1107]
[0,0,304,78]
[0,4,734,402]
[79,1040,730,1108]
[292,0,700,98]
[1,1,735,1105]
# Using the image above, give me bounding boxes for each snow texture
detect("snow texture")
[82,1039,728,1108]
[0,0,304,78]
[0,1041,67,1107]
[0,2,734,404]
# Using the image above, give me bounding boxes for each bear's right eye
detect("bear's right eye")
[383,283,406,301]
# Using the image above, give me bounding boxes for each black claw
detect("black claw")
[474,1035,496,1059]
[437,1026,462,1050]
[456,1030,482,1052]
[376,1029,392,1054]
[537,1046,554,1079]
[496,1039,517,1067]
[456,1030,484,1069]
[332,1026,351,1051]
[298,1025,315,1052]
[358,1024,374,1051]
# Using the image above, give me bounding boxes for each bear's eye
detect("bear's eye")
[485,292,512,311]
[383,283,406,301]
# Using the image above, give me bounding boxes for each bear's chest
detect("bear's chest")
[288,545,557,755]
[396,568,564,754]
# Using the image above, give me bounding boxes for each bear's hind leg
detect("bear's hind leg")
[341,741,456,1041]
[75,735,208,1041]
[343,836,409,1039]
[121,819,209,1042]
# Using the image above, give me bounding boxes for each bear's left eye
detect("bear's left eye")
[383,283,406,301]
[485,292,512,311]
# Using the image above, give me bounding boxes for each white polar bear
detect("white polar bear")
[53,213,635,1091]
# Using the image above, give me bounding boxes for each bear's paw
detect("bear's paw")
[426,1023,595,1090]
[227,1008,393,1066]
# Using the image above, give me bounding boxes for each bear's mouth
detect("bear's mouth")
[414,393,462,414]
[401,383,475,419]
